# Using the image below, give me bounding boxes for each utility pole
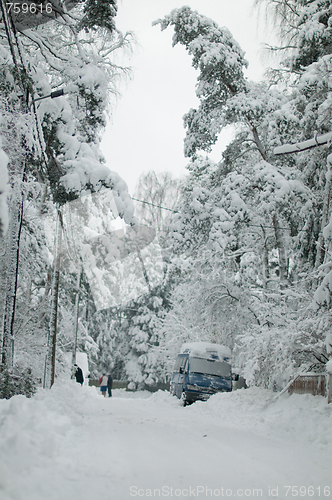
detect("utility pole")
[44,207,63,388]
[72,267,82,367]
[326,335,332,404]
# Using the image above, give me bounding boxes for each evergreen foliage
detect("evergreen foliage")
[0,368,36,399]
[153,6,248,158]
[79,0,118,33]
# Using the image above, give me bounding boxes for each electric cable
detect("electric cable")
[132,197,311,232]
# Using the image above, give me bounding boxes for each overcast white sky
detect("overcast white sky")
[100,0,274,195]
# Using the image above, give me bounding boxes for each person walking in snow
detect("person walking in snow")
[99,374,108,397]
[74,364,84,386]
[107,374,113,397]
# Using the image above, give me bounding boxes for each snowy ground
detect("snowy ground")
[0,383,331,500]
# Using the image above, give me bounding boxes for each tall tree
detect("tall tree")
[0,0,134,381]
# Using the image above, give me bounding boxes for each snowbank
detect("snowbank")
[0,382,82,498]
[0,383,331,499]
[189,387,332,449]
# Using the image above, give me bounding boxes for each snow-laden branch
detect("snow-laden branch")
[274,132,332,155]
[20,29,70,64]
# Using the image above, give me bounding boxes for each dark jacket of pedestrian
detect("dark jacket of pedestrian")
[107,375,113,397]
[74,364,84,385]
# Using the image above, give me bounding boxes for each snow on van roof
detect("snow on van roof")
[180,342,231,359]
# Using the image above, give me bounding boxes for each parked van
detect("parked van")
[170,342,232,405]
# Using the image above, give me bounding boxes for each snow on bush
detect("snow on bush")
[234,326,302,390]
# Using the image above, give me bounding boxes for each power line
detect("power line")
[132,198,310,232]
[131,197,179,213]
[245,224,308,232]
[24,198,313,234]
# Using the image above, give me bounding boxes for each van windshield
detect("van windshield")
[190,357,231,377]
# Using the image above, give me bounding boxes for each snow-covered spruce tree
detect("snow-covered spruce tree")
[88,285,170,387]
[0,1,135,392]
[117,288,170,390]
[89,306,131,380]
[90,242,171,386]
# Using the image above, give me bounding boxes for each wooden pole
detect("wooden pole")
[72,268,82,367]
[49,208,63,387]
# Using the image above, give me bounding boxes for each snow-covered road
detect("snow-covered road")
[0,382,331,500]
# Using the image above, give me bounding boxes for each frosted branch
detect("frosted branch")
[274,132,332,155]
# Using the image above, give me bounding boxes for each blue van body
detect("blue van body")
[170,342,232,404]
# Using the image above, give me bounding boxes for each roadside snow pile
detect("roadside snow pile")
[187,387,332,448]
[0,381,98,497]
[33,377,101,416]
[148,389,182,406]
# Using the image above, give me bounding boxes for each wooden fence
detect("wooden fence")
[288,374,327,397]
